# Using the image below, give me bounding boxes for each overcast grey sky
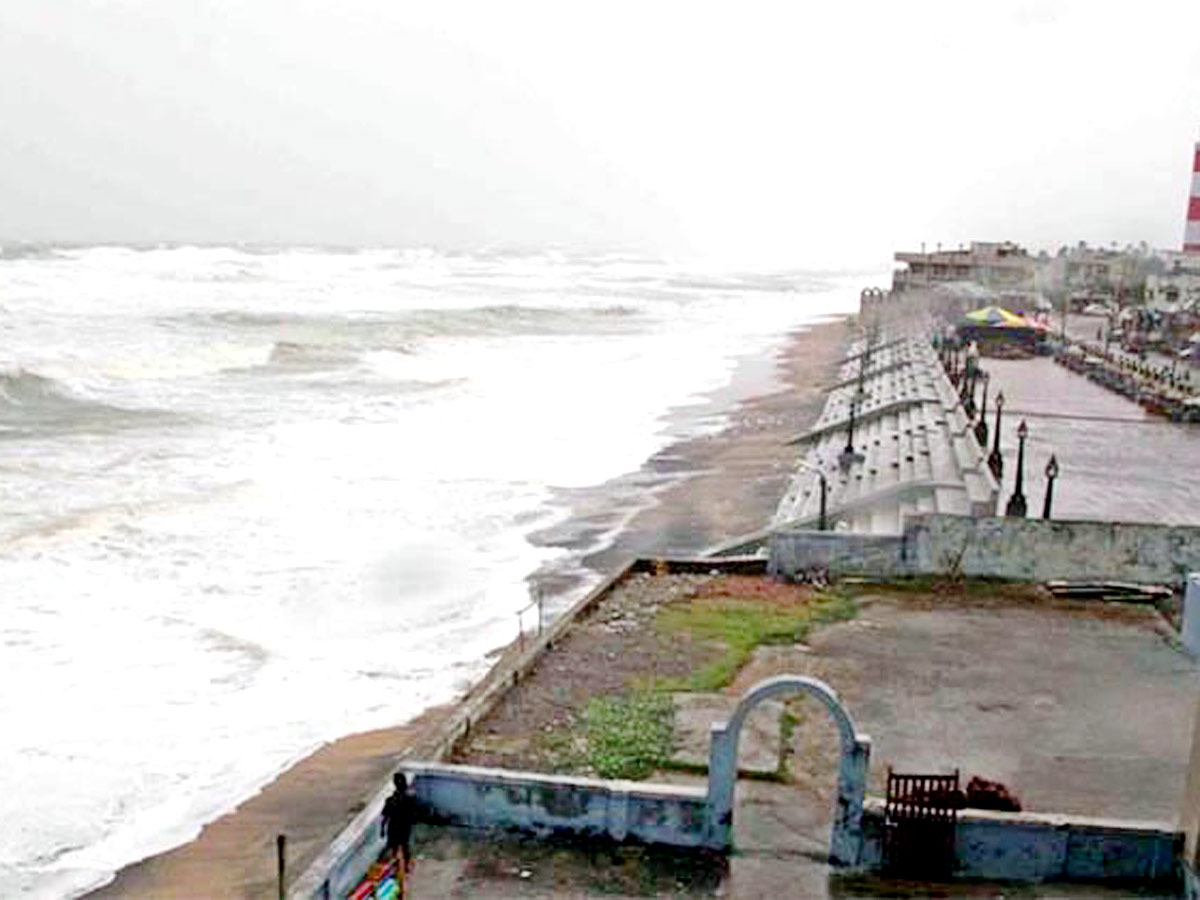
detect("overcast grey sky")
[1,0,1198,266]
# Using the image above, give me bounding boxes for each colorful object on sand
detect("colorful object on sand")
[345,858,400,900]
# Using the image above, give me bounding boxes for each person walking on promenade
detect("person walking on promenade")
[965,340,980,377]
[381,772,417,895]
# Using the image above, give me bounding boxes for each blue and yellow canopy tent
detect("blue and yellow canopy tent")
[962,306,1033,328]
[957,305,1048,352]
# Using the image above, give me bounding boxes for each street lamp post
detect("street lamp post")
[963,366,978,419]
[1042,455,1060,519]
[987,391,1005,481]
[841,351,868,469]
[974,372,990,446]
[819,473,827,531]
[1005,420,1029,518]
[795,459,829,531]
[841,392,865,470]
[846,383,859,454]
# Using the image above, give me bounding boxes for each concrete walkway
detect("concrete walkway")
[983,353,1200,526]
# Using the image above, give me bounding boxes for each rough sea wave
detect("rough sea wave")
[0,368,175,438]
[0,244,863,899]
[176,301,641,341]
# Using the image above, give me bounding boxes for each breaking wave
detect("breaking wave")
[664,272,831,294]
[184,303,641,342]
[176,304,645,378]
[398,303,641,339]
[266,342,363,369]
[0,243,68,261]
[0,369,172,438]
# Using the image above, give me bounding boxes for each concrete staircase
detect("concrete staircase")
[774,333,998,535]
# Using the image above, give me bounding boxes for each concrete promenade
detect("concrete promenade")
[1060,311,1198,416]
[773,293,1200,535]
[983,352,1200,526]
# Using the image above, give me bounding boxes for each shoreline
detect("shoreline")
[85,313,853,899]
[530,313,852,585]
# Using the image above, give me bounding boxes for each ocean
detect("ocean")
[0,245,860,898]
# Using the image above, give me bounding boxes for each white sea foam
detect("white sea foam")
[0,246,865,897]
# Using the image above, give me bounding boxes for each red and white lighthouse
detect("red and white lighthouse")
[1186,140,1200,253]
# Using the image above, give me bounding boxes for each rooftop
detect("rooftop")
[430,570,1197,897]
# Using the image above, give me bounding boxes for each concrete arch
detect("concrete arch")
[703,675,871,866]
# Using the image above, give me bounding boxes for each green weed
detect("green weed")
[658,591,857,692]
[579,691,674,780]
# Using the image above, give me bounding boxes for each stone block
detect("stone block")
[672,693,782,775]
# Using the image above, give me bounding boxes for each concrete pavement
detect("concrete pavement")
[409,588,1196,897]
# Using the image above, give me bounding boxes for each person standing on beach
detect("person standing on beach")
[381,772,417,888]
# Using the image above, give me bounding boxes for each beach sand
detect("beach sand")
[86,314,851,899]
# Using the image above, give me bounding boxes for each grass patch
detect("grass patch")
[534,587,858,781]
[658,590,857,692]
[537,690,675,780]
[577,691,675,780]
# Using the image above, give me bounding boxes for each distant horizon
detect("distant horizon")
[1,235,1192,270]
[0,236,897,274]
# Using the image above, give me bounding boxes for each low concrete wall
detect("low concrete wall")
[406,762,709,848]
[770,515,1200,586]
[767,530,910,580]
[861,801,1180,884]
[1183,574,1200,656]
[343,771,1180,891]
[311,801,390,900]
[294,754,713,900]
[908,514,1200,585]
